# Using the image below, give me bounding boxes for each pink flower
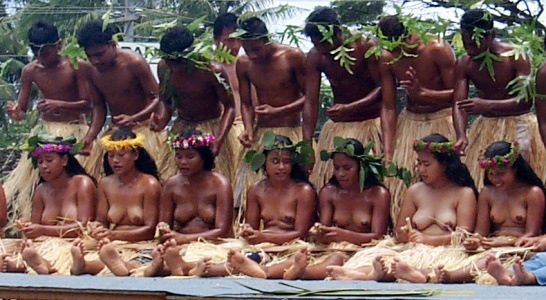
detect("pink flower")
[489,159,496,168]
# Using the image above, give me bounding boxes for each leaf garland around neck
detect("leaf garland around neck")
[473,49,502,82]
[319,137,411,192]
[243,129,314,173]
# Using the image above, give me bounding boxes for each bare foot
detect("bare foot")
[188,257,212,277]
[227,249,266,278]
[163,238,185,276]
[392,257,427,283]
[486,254,514,285]
[99,238,129,276]
[512,256,536,285]
[21,240,52,275]
[143,243,166,277]
[283,247,310,280]
[427,264,446,283]
[327,265,369,280]
[367,255,390,281]
[1,254,25,273]
[70,238,87,275]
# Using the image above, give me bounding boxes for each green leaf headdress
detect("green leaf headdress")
[20,129,82,168]
[320,137,411,192]
[244,129,314,173]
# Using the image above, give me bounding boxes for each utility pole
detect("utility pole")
[124,0,135,42]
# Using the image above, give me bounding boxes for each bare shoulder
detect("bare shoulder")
[479,185,494,200]
[210,171,231,188]
[71,175,95,188]
[119,48,148,67]
[97,176,115,190]
[296,182,316,197]
[21,61,39,74]
[526,185,545,200]
[426,37,452,53]
[141,173,161,188]
[367,185,391,202]
[236,54,250,67]
[406,181,425,195]
[456,186,477,202]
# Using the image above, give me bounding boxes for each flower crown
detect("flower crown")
[478,141,519,170]
[244,129,314,173]
[99,133,144,151]
[320,137,411,192]
[413,139,459,154]
[20,130,82,168]
[169,132,215,150]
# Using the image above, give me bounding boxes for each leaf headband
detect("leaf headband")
[413,139,460,154]
[320,137,411,191]
[99,133,144,151]
[169,132,215,150]
[478,141,519,170]
[20,129,82,168]
[244,129,314,173]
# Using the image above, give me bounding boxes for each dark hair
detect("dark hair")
[304,7,341,39]
[377,15,407,39]
[327,138,383,188]
[77,20,116,49]
[160,26,194,55]
[239,17,269,41]
[461,9,494,33]
[262,135,310,185]
[213,13,238,37]
[38,152,96,184]
[177,128,215,171]
[28,21,59,45]
[419,133,478,198]
[483,141,546,193]
[102,128,159,180]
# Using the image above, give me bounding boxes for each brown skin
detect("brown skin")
[453,31,532,154]
[240,150,316,245]
[158,148,234,244]
[214,26,243,120]
[237,40,306,147]
[303,32,382,143]
[81,43,160,155]
[394,151,477,246]
[153,60,235,156]
[464,168,545,250]
[535,62,546,147]
[17,153,96,238]
[93,149,161,242]
[379,34,456,160]
[311,153,390,245]
[6,41,92,123]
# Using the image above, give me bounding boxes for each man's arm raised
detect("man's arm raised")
[6,65,33,121]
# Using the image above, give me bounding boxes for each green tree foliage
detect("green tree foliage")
[331,0,385,26]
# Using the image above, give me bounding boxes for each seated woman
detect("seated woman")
[70,128,162,276]
[148,129,233,276]
[13,133,96,274]
[309,137,397,278]
[420,140,546,283]
[225,131,344,279]
[329,133,478,281]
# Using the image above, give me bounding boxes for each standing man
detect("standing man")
[303,7,383,189]
[77,20,170,180]
[4,21,92,225]
[453,9,545,188]
[153,26,236,181]
[236,16,307,211]
[376,15,457,220]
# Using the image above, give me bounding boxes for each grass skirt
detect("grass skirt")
[2,121,90,232]
[389,108,455,223]
[163,117,239,185]
[464,113,546,191]
[310,118,382,191]
[86,123,170,182]
[342,236,532,284]
[234,126,303,229]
